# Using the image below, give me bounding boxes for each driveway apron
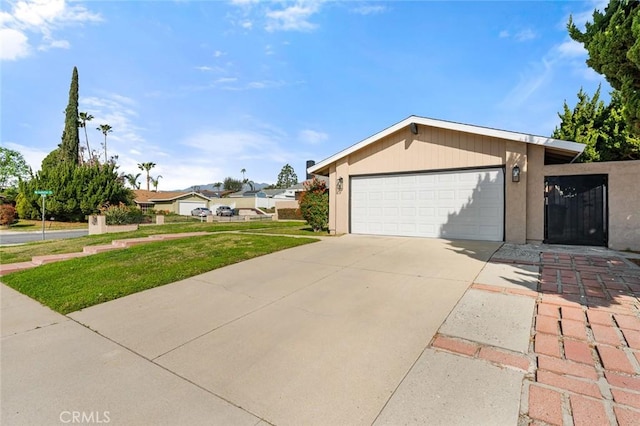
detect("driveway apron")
[5,235,499,425]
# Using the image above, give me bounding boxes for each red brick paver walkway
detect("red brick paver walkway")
[528,253,640,425]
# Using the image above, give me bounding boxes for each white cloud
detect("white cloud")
[213,50,225,57]
[514,28,537,41]
[80,93,149,165]
[215,77,238,84]
[556,39,586,58]
[499,27,537,42]
[351,4,386,15]
[246,80,285,89]
[229,0,324,33]
[299,129,328,145]
[0,28,30,60]
[172,120,316,186]
[3,141,48,172]
[500,1,608,109]
[0,0,102,61]
[265,2,322,32]
[37,36,69,51]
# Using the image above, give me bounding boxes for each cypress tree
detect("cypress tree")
[60,66,80,165]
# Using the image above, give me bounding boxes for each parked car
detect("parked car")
[191,207,212,217]
[216,206,233,216]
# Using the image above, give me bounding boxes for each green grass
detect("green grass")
[241,226,331,236]
[0,221,307,264]
[2,233,318,314]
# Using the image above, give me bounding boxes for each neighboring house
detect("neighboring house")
[200,190,221,199]
[308,115,640,250]
[262,189,286,198]
[276,176,329,200]
[273,176,330,219]
[228,190,267,198]
[272,189,296,199]
[133,190,214,215]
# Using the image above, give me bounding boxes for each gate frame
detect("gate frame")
[543,173,608,247]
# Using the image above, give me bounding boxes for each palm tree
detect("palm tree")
[125,173,141,189]
[150,175,162,191]
[78,112,94,165]
[137,162,156,191]
[241,168,246,181]
[97,124,113,164]
[213,182,222,192]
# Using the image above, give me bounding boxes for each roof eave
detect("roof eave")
[308,115,585,174]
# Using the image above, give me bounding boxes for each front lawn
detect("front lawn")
[2,233,318,314]
[241,226,331,236]
[0,221,307,264]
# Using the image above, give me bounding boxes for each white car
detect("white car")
[216,206,233,216]
[191,207,212,217]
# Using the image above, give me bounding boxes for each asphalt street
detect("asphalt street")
[0,229,88,245]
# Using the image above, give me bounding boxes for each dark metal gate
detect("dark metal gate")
[544,174,608,246]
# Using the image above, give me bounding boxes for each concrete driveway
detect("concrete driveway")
[2,235,500,425]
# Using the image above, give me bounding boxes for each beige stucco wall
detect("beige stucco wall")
[348,127,505,174]
[527,159,640,251]
[327,125,532,242]
[152,201,176,213]
[504,141,528,244]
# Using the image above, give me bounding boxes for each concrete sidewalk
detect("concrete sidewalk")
[1,285,261,426]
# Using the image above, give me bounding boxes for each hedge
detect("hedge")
[277,208,303,220]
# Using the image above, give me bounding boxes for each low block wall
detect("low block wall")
[88,215,139,235]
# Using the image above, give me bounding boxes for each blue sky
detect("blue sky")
[1,0,610,190]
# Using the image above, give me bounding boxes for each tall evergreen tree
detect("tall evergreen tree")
[275,164,298,188]
[16,162,132,221]
[568,0,640,132]
[552,87,640,162]
[60,67,81,165]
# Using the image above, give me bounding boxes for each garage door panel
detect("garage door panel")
[179,201,206,216]
[351,169,504,241]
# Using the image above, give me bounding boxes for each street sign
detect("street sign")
[34,191,53,240]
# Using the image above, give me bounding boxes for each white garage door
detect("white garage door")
[351,168,504,241]
[179,201,206,216]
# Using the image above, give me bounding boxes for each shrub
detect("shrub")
[277,208,303,220]
[101,203,143,225]
[299,177,329,232]
[0,204,16,226]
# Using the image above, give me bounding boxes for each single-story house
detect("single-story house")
[275,176,330,201]
[133,190,214,215]
[308,115,640,250]
[228,190,268,198]
[262,189,287,198]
